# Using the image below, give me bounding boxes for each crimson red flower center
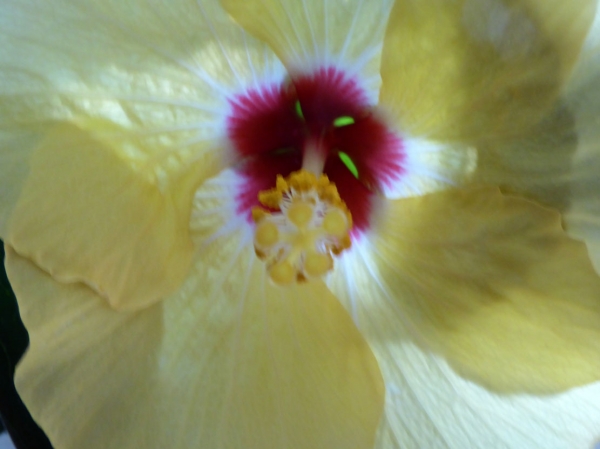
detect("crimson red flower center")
[227,66,405,232]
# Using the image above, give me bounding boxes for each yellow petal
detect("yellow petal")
[331,188,600,393]
[0,0,287,218]
[467,4,600,203]
[220,0,394,102]
[566,177,600,275]
[465,46,600,274]
[556,44,600,274]
[464,84,600,275]
[380,0,596,141]
[6,124,197,310]
[373,343,600,448]
[466,100,576,208]
[331,247,600,447]
[7,181,384,449]
[0,130,43,236]
[0,0,282,135]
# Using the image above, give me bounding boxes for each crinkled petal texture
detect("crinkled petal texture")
[221,0,394,103]
[0,0,287,308]
[7,171,384,449]
[332,188,600,393]
[379,0,595,141]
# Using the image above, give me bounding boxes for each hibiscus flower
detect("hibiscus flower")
[1,0,600,448]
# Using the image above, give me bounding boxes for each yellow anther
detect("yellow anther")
[258,189,283,209]
[304,252,333,277]
[287,201,314,228]
[255,221,279,247]
[252,207,269,223]
[252,169,353,285]
[269,261,296,285]
[323,209,349,237]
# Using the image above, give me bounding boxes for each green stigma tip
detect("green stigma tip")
[333,116,355,127]
[338,151,359,179]
[295,100,304,120]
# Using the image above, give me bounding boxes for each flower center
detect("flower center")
[252,170,352,285]
[227,66,405,233]
[226,66,405,282]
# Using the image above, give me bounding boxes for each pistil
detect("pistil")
[301,138,327,176]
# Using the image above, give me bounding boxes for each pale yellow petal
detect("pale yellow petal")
[221,0,394,102]
[0,0,284,148]
[0,130,43,236]
[566,165,600,274]
[473,2,600,194]
[466,101,576,210]
[7,171,384,448]
[558,43,600,273]
[465,48,600,274]
[331,255,600,448]
[6,124,197,310]
[331,188,600,393]
[373,343,600,448]
[0,0,287,230]
[380,0,595,141]
[464,78,600,274]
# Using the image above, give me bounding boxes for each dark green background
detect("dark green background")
[0,242,52,448]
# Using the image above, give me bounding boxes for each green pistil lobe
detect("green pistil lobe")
[338,151,359,179]
[295,100,304,120]
[333,116,355,127]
